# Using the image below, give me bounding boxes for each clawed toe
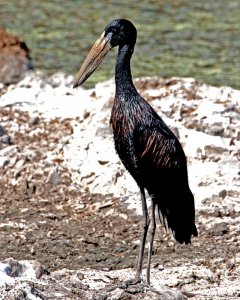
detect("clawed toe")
[105,276,151,295]
[124,276,142,286]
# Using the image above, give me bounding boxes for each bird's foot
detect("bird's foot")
[117,276,151,292]
[105,276,148,293]
[123,276,142,286]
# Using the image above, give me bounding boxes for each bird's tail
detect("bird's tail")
[155,190,198,245]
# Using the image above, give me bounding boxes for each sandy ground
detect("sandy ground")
[0,73,239,299]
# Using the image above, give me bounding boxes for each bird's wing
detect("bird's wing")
[135,116,197,244]
[136,122,185,172]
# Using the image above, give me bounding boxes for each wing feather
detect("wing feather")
[134,111,197,244]
[138,125,184,171]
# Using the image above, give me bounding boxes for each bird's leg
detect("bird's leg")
[146,201,156,284]
[123,188,149,287]
[134,187,150,283]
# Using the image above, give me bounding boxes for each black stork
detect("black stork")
[73,19,198,284]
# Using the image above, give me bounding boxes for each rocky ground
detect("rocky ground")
[0,72,240,299]
[0,28,33,85]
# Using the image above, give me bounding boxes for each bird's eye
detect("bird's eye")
[112,28,117,33]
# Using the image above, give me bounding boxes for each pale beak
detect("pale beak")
[73,31,111,88]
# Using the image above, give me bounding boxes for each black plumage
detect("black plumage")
[73,19,197,284]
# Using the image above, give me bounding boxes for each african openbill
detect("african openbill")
[73,19,198,284]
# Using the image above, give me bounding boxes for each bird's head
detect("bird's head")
[73,19,137,88]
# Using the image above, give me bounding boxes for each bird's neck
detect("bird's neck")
[115,44,138,99]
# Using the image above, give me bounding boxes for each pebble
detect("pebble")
[46,166,62,185]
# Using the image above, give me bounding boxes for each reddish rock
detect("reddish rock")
[0,28,33,84]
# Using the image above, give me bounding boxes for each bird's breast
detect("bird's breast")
[111,99,132,136]
[110,101,133,151]
[110,97,143,173]
[111,97,143,137]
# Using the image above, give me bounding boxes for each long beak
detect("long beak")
[73,31,111,88]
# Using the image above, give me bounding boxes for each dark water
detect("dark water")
[0,1,239,89]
